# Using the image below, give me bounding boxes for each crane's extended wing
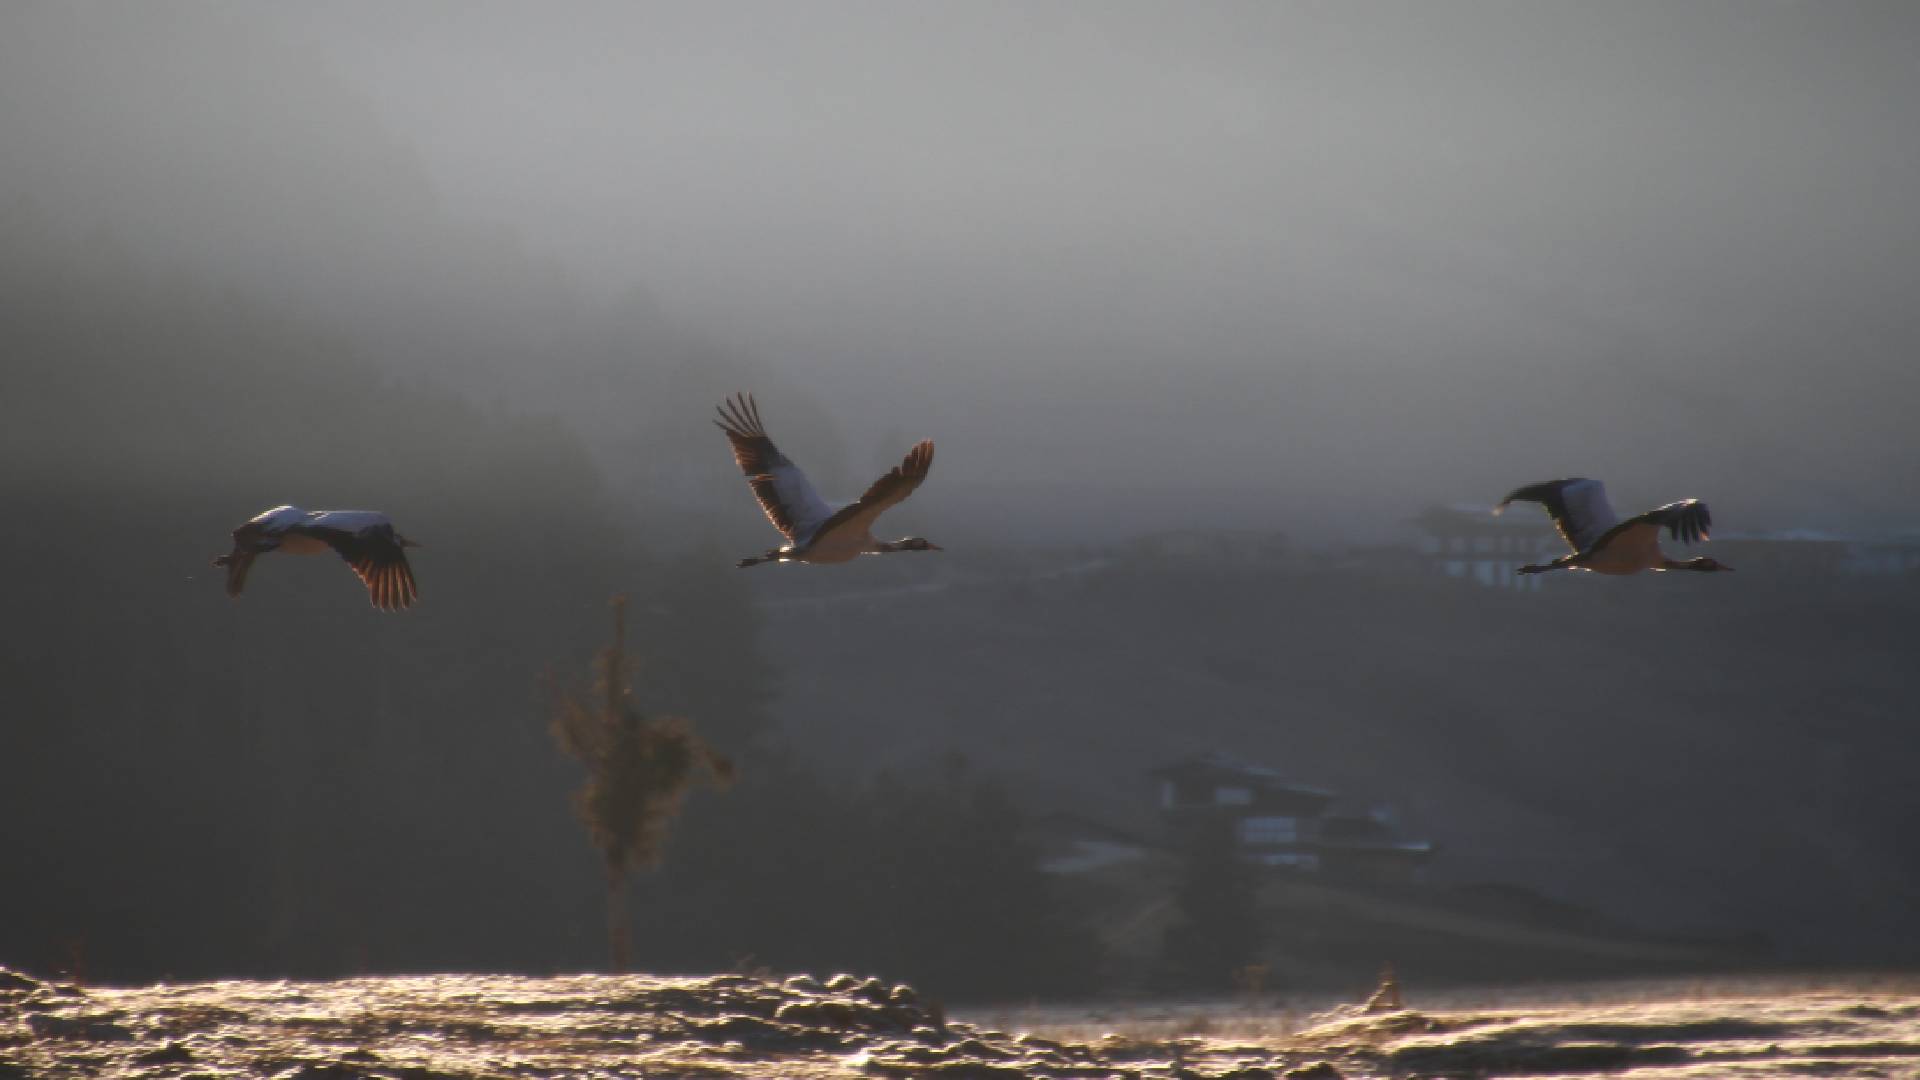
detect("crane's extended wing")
[1593,498,1712,552]
[1496,477,1619,553]
[297,516,418,612]
[713,393,834,543]
[212,549,258,597]
[812,439,935,541]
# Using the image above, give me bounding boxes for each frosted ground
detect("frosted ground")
[6,968,1919,1078]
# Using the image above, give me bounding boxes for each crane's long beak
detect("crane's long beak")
[402,538,423,549]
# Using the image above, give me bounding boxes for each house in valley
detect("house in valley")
[1150,752,1433,883]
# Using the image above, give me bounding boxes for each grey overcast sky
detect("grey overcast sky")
[7,1,1918,541]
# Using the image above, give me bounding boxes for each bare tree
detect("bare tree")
[548,595,733,972]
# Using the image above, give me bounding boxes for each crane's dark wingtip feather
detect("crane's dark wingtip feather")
[1502,479,1569,505]
[897,440,934,479]
[715,393,769,439]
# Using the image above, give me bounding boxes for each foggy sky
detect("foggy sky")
[6,1,1918,543]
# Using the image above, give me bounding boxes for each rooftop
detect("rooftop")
[1148,751,1337,800]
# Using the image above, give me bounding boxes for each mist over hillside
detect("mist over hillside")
[6,3,1920,542]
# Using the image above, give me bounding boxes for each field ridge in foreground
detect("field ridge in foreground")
[5,967,1920,1078]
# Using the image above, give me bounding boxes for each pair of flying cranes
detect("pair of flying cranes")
[212,392,1730,612]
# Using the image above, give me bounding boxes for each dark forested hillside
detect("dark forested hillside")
[0,218,665,976]
[756,548,1920,969]
[0,212,1090,998]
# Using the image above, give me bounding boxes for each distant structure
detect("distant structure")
[1151,752,1433,884]
[1411,504,1561,591]
[1846,532,1920,577]
[1026,811,1154,875]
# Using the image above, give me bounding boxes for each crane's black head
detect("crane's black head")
[885,537,942,553]
[1684,555,1732,572]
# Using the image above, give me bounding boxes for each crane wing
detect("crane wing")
[1594,498,1712,551]
[214,549,258,597]
[298,521,418,612]
[713,393,834,543]
[244,505,307,536]
[812,440,935,540]
[1496,477,1619,553]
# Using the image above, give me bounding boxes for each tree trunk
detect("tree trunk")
[606,868,632,973]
